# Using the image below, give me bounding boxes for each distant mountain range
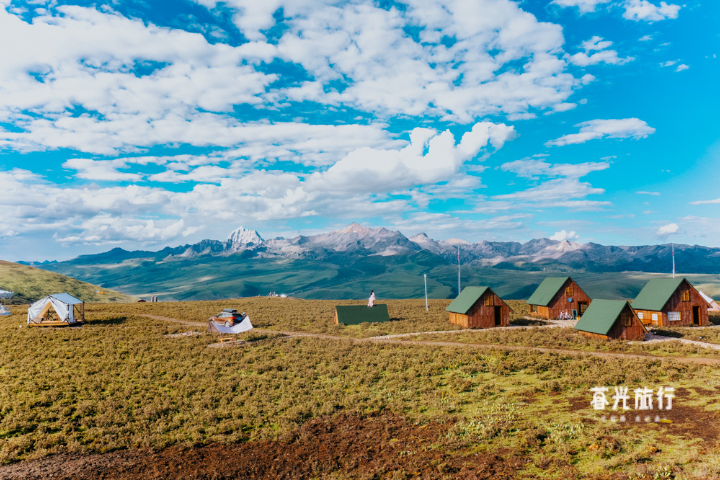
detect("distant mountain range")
[22,223,720,301]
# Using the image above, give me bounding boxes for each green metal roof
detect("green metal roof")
[335,304,390,325]
[631,277,686,311]
[574,299,629,335]
[526,277,571,306]
[445,286,490,314]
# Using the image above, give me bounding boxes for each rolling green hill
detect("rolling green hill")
[0,260,137,304]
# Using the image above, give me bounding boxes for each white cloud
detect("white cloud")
[675,64,689,72]
[637,191,660,196]
[567,36,633,66]
[305,122,515,195]
[1,121,516,245]
[193,0,582,123]
[549,230,579,241]
[656,222,679,236]
[500,158,610,179]
[546,118,655,146]
[56,216,187,245]
[395,212,531,241]
[660,60,677,67]
[639,35,653,41]
[493,156,610,211]
[623,0,680,22]
[551,0,612,13]
[690,197,720,205]
[0,1,592,156]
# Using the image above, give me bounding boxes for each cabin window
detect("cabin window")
[652,313,658,321]
[668,311,681,322]
[681,290,690,302]
[530,305,537,313]
[565,286,573,296]
[485,295,493,306]
[620,312,633,327]
[637,312,644,319]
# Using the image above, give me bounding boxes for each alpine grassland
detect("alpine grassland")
[1,299,720,478]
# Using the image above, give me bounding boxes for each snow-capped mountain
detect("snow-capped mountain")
[225,227,264,252]
[47,222,720,275]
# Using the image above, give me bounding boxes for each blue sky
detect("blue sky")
[0,0,718,261]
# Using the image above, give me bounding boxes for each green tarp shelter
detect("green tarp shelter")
[334,304,390,325]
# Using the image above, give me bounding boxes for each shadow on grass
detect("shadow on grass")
[85,316,130,326]
[511,318,550,327]
[652,329,684,338]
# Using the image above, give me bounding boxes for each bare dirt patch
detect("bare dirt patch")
[0,413,528,479]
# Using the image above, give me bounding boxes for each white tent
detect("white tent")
[207,316,253,334]
[0,290,12,316]
[27,293,85,325]
[699,291,720,313]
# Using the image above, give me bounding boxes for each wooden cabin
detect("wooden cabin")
[446,286,511,329]
[574,299,647,340]
[526,277,591,320]
[632,277,709,327]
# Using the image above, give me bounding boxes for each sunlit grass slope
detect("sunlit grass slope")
[0,260,136,304]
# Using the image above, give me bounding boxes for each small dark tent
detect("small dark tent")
[526,277,591,320]
[632,277,709,327]
[446,286,511,328]
[574,299,647,340]
[334,304,390,325]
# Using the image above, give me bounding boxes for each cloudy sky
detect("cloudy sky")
[0,0,718,261]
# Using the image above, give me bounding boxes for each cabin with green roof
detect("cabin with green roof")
[574,299,647,340]
[632,277,709,327]
[446,286,511,329]
[526,277,591,320]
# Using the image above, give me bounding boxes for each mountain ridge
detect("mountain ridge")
[23,223,720,275]
[18,223,720,302]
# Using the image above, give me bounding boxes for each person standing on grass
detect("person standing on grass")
[368,290,375,307]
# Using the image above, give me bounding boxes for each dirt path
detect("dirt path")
[136,313,206,327]
[635,333,720,351]
[134,313,720,365]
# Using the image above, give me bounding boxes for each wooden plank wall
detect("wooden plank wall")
[606,305,645,340]
[547,279,591,320]
[528,279,590,320]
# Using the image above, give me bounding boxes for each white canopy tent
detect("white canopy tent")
[0,289,12,316]
[207,316,253,334]
[27,293,85,325]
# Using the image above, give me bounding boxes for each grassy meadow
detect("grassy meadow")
[1,299,720,478]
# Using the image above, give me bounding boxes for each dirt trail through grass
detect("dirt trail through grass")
[637,333,720,351]
[135,313,720,365]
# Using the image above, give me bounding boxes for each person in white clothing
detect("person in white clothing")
[368,290,375,307]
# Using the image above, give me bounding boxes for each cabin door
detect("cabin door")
[572,309,578,320]
[494,307,502,326]
[693,306,700,326]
